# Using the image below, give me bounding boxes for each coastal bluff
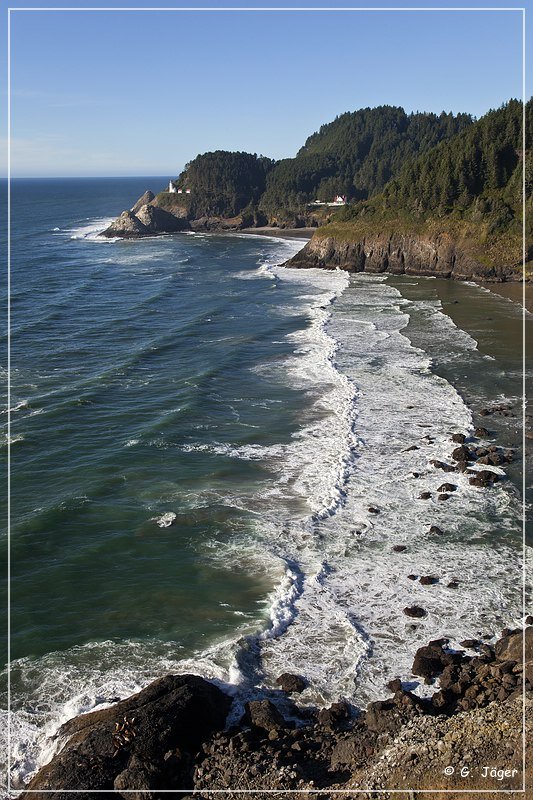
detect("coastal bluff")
[285,229,524,283]
[21,627,532,797]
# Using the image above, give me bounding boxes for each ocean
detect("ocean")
[2,177,530,789]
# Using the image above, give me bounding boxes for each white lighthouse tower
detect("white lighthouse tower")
[168,180,177,194]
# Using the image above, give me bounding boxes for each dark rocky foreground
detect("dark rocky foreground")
[20,627,532,798]
[285,230,523,282]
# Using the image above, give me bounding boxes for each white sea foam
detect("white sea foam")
[65,217,116,241]
[151,511,177,528]
[253,272,523,705]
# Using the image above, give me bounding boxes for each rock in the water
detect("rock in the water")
[392,545,407,552]
[469,470,500,488]
[403,606,427,618]
[438,493,451,501]
[418,491,432,500]
[429,525,444,535]
[430,459,456,472]
[275,673,306,693]
[438,483,457,493]
[451,433,466,444]
[21,674,231,798]
[474,426,490,438]
[368,506,380,514]
[101,210,151,238]
[451,445,472,462]
[420,575,438,585]
[131,190,155,214]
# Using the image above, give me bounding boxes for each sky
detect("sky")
[1,1,528,177]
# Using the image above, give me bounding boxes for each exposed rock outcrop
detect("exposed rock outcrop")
[100,210,151,239]
[131,190,155,214]
[135,204,189,233]
[101,189,191,238]
[21,674,231,799]
[285,231,522,282]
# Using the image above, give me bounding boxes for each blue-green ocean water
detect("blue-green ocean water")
[2,178,529,788]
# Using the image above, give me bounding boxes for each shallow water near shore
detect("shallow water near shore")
[1,178,529,789]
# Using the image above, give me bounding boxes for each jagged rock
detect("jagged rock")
[407,574,418,580]
[275,673,306,693]
[460,639,480,648]
[438,493,451,501]
[404,606,427,618]
[430,459,456,472]
[244,700,288,734]
[418,491,432,500]
[318,701,351,729]
[495,627,533,663]
[452,445,472,462]
[21,675,231,798]
[101,210,151,238]
[451,433,466,443]
[113,756,159,800]
[420,575,438,585]
[429,525,444,535]
[135,204,190,233]
[387,678,403,692]
[392,545,407,552]
[131,190,155,214]
[438,483,457,493]
[469,470,500,488]
[368,506,380,514]
[412,644,446,682]
[474,426,491,438]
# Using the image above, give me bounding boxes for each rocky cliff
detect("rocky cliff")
[101,190,191,238]
[20,627,532,798]
[286,229,523,282]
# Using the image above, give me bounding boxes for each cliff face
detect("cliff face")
[287,231,523,282]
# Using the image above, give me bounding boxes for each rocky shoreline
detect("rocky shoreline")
[101,189,524,285]
[20,626,532,798]
[284,231,524,283]
[100,189,317,239]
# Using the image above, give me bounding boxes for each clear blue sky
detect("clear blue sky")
[2,1,527,177]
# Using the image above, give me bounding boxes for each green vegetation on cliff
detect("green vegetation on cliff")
[316,99,532,274]
[173,150,274,220]
[258,106,473,220]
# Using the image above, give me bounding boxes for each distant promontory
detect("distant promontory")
[101,100,532,282]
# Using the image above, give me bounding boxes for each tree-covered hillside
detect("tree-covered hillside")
[174,150,274,219]
[258,106,473,220]
[318,99,532,273]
